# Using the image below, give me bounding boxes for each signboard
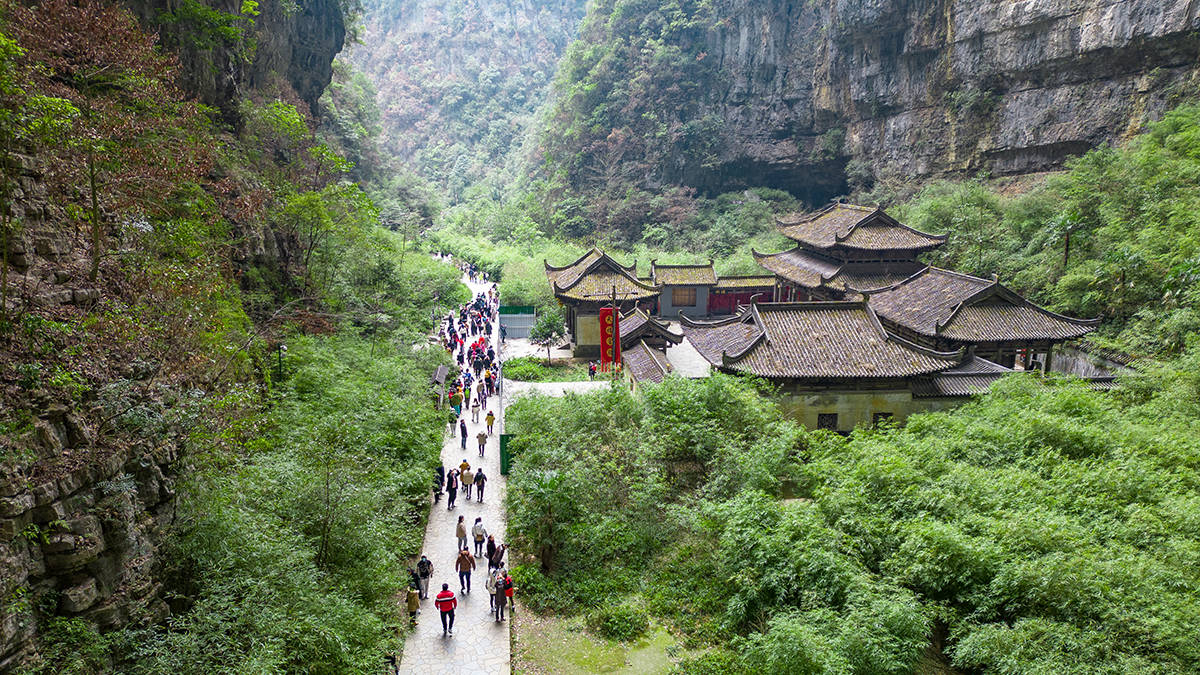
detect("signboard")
[598,307,620,370]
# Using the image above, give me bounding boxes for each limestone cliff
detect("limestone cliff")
[123,0,346,119]
[549,0,1200,203]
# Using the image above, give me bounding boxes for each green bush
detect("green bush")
[587,603,650,642]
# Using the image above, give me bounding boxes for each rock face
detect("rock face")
[122,0,345,119]
[0,435,180,670]
[697,0,1200,198]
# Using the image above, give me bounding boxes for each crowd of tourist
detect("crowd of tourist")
[406,263,515,638]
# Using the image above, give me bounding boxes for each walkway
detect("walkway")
[398,276,610,674]
[400,276,509,675]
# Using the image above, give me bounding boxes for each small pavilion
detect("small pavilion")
[545,249,661,357]
[753,203,943,301]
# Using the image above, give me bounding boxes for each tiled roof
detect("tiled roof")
[680,301,963,379]
[825,262,926,293]
[623,339,673,384]
[912,354,1012,397]
[651,260,716,286]
[776,203,946,252]
[545,248,660,302]
[864,267,1098,342]
[620,307,683,348]
[752,247,842,288]
[713,275,777,290]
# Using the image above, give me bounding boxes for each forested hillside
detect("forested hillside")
[348,0,587,201]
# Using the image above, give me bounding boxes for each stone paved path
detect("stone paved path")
[398,277,612,675]
[400,277,510,675]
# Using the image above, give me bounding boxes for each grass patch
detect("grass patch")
[503,356,590,382]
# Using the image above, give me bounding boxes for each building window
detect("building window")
[671,287,697,307]
[873,412,894,427]
[817,413,838,431]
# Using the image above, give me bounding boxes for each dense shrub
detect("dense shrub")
[505,356,1200,672]
[587,603,650,642]
[891,104,1200,356]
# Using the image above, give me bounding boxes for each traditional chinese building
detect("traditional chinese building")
[753,203,1098,369]
[860,266,1099,369]
[545,248,661,357]
[680,300,1011,430]
[619,307,684,351]
[708,275,777,315]
[618,308,684,389]
[753,203,942,301]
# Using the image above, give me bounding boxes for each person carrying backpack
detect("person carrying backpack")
[435,583,457,636]
[472,518,488,557]
[474,469,487,503]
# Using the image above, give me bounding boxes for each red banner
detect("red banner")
[598,307,620,371]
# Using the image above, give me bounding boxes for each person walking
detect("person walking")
[446,470,458,510]
[405,585,420,627]
[472,517,487,557]
[455,547,475,594]
[489,543,508,571]
[416,555,433,599]
[495,564,508,621]
[485,410,496,435]
[486,535,497,570]
[470,396,481,423]
[459,419,468,450]
[501,570,516,621]
[476,430,487,457]
[435,583,457,636]
[474,469,487,503]
[455,516,467,551]
[461,467,474,500]
[589,361,597,380]
[485,567,499,617]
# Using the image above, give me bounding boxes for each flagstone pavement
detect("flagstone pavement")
[398,278,607,675]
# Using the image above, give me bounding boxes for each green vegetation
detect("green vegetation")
[346,0,588,201]
[126,322,455,673]
[505,365,1200,674]
[889,104,1200,356]
[502,355,588,382]
[0,1,467,670]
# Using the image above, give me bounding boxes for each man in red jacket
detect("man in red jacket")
[435,583,457,636]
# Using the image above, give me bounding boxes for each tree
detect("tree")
[529,305,565,366]
[8,0,213,282]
